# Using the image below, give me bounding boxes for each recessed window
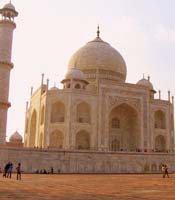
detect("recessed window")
[111,118,120,128]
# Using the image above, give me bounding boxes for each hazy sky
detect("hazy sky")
[0,0,175,139]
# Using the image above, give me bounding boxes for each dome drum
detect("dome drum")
[83,69,126,82]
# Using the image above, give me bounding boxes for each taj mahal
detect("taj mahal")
[0,2,175,173]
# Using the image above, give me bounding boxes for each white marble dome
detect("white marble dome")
[68,36,127,82]
[65,69,85,80]
[137,78,153,90]
[9,131,23,142]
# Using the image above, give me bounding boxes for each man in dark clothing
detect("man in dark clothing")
[3,162,10,178]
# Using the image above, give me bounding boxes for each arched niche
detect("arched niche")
[29,110,37,147]
[154,110,166,129]
[77,102,91,123]
[76,130,90,150]
[155,135,166,152]
[50,130,64,148]
[109,103,140,151]
[50,101,65,123]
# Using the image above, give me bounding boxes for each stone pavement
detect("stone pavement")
[0,174,175,200]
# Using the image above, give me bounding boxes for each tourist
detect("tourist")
[16,163,21,180]
[3,162,10,178]
[161,164,166,178]
[164,165,169,178]
[7,162,13,178]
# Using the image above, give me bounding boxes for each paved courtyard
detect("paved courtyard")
[0,174,175,200]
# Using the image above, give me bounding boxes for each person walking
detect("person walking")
[7,162,13,178]
[3,162,10,178]
[164,164,169,178]
[161,164,166,178]
[16,163,21,180]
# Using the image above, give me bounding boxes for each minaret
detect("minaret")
[0,2,18,144]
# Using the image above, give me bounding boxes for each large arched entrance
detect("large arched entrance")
[29,110,37,147]
[76,131,90,150]
[109,103,139,151]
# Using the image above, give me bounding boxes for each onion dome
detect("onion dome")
[137,78,154,90]
[0,2,18,18]
[65,69,85,80]
[3,2,16,10]
[67,26,127,82]
[9,131,23,142]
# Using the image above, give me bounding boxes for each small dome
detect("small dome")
[65,69,85,80]
[9,131,23,142]
[3,3,15,11]
[137,78,153,90]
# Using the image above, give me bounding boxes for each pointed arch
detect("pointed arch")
[77,102,91,123]
[109,103,140,151]
[51,101,65,123]
[76,130,90,150]
[29,110,37,147]
[50,130,64,148]
[154,110,166,129]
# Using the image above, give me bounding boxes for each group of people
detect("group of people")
[2,162,21,180]
[35,167,61,174]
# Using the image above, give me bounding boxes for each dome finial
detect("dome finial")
[97,24,100,38]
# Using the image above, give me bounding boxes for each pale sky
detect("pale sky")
[0,0,175,140]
